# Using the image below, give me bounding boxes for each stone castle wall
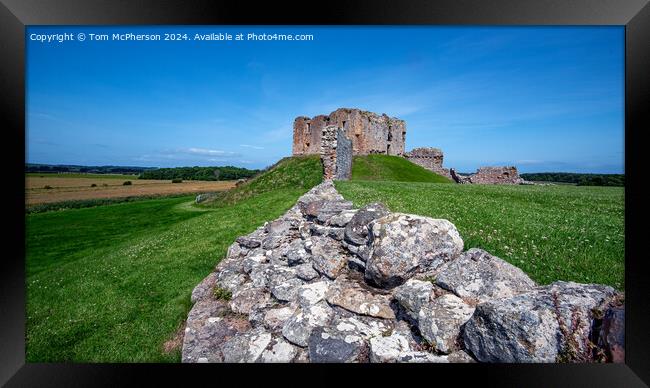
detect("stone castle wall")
[404,147,452,179]
[320,126,352,180]
[293,108,527,185]
[335,128,353,180]
[320,126,337,180]
[293,108,406,157]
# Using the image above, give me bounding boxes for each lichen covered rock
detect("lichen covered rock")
[221,327,273,363]
[365,213,464,288]
[435,248,536,303]
[310,235,349,279]
[181,299,251,363]
[282,301,335,347]
[392,279,435,321]
[344,202,390,247]
[463,281,617,362]
[325,275,395,319]
[418,294,474,354]
[191,272,218,304]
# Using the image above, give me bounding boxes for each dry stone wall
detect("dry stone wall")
[182,181,623,363]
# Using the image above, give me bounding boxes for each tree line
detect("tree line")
[26,163,152,174]
[139,166,260,181]
[520,172,624,186]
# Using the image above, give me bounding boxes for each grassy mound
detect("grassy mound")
[351,154,452,183]
[202,155,323,207]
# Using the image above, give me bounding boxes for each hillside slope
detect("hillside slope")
[202,155,323,207]
[352,154,452,183]
[26,155,324,362]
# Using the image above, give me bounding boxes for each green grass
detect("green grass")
[351,155,453,183]
[26,156,323,362]
[201,155,323,207]
[26,193,196,214]
[335,180,624,290]
[26,172,139,179]
[25,151,625,362]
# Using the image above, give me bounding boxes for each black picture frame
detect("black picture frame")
[2,0,648,386]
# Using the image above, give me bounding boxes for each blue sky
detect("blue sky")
[26,26,624,173]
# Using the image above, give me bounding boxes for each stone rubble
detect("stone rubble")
[364,213,464,288]
[462,281,617,363]
[182,180,624,363]
[452,166,533,185]
[434,248,537,304]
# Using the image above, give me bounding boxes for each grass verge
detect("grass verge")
[26,193,202,214]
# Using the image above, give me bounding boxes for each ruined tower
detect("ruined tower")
[404,147,452,179]
[293,108,406,157]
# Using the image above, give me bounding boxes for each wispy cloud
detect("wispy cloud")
[240,144,264,150]
[184,147,239,157]
[135,147,241,163]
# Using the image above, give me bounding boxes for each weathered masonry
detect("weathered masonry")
[404,147,452,180]
[469,166,523,184]
[293,108,406,157]
[454,166,526,185]
[292,107,527,185]
[320,126,353,180]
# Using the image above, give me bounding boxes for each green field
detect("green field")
[26,155,624,362]
[336,180,624,289]
[26,156,322,362]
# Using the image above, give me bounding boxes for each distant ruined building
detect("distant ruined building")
[292,107,526,185]
[451,166,526,185]
[404,147,452,180]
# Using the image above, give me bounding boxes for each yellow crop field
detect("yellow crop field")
[26,175,235,205]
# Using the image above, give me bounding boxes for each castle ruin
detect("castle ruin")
[461,166,526,185]
[404,147,452,180]
[291,107,526,185]
[293,108,406,157]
